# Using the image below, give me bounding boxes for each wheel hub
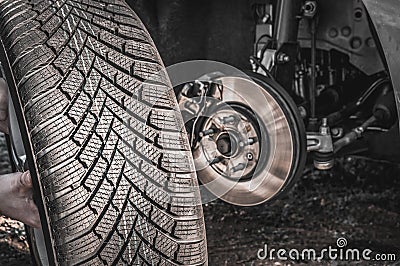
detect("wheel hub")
[198,106,262,181]
[178,74,306,206]
[216,132,236,157]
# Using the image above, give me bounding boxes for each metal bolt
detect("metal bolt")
[199,128,216,138]
[246,153,254,161]
[283,55,290,62]
[355,126,364,135]
[239,137,257,147]
[319,118,330,135]
[366,37,375,48]
[331,128,339,135]
[277,53,290,63]
[341,26,352,37]
[329,28,339,38]
[331,128,344,138]
[220,115,236,124]
[262,14,270,24]
[350,37,362,49]
[209,156,223,165]
[303,1,317,17]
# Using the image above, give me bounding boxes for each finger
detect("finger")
[21,198,41,228]
[18,171,32,189]
[0,78,8,106]
[29,204,41,228]
[0,110,6,121]
[0,78,7,90]
[30,219,42,229]
[25,215,41,228]
[0,96,7,110]
[22,171,32,187]
[0,123,8,135]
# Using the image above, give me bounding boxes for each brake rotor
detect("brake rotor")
[178,73,306,206]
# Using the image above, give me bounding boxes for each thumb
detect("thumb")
[18,171,32,190]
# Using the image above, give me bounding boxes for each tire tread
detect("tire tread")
[0,0,207,265]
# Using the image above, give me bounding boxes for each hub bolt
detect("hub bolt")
[239,137,257,147]
[209,156,223,165]
[220,115,236,124]
[247,153,254,161]
[199,128,216,138]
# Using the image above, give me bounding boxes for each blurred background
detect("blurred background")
[132,0,255,69]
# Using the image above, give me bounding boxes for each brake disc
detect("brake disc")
[178,73,306,206]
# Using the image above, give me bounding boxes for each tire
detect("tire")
[0,0,207,265]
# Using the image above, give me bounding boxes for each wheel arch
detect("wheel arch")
[363,0,400,128]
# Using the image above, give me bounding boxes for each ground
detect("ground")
[205,158,400,265]
[0,133,399,265]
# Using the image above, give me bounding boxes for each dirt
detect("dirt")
[0,216,31,266]
[0,133,399,265]
[205,158,400,265]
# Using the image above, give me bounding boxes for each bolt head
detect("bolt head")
[262,14,270,24]
[283,55,290,62]
[341,26,352,37]
[329,28,339,38]
[277,53,290,63]
[331,128,339,135]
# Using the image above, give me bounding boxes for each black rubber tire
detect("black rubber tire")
[0,0,207,265]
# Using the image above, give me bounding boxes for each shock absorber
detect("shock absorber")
[273,0,303,92]
[305,0,318,131]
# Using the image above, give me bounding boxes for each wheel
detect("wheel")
[0,0,207,265]
[178,72,306,206]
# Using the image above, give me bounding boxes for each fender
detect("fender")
[363,0,400,125]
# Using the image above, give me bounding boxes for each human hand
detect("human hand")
[0,171,41,228]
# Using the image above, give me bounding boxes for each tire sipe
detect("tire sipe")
[0,0,207,265]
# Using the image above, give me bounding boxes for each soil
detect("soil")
[0,133,399,265]
[205,158,400,265]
